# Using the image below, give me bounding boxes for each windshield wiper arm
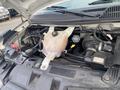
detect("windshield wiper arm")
[55,10,98,17]
[89,0,112,5]
[47,6,67,10]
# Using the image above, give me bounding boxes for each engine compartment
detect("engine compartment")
[1,24,120,87]
[14,25,115,68]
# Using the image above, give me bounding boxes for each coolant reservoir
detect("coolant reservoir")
[41,27,74,70]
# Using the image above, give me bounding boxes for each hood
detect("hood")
[0,0,67,19]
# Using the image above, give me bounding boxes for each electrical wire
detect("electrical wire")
[65,53,84,60]
[93,28,111,43]
[23,35,41,41]
[20,27,47,47]
[62,56,85,64]
[61,52,85,64]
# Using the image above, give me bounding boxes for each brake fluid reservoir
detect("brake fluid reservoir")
[41,27,74,70]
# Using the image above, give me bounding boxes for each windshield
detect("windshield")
[51,0,120,9]
[31,0,120,25]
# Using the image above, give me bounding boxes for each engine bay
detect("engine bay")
[1,23,120,88]
[12,25,116,68]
